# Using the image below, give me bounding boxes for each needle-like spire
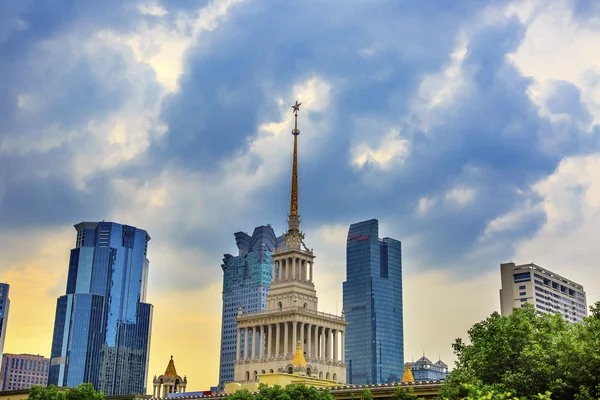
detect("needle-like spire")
[288,100,302,234]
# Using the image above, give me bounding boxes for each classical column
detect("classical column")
[300,322,305,351]
[275,323,280,357]
[325,328,330,359]
[268,324,273,358]
[292,321,297,352]
[302,260,307,280]
[244,327,249,360]
[250,327,256,359]
[272,262,276,282]
[333,330,338,361]
[319,328,324,359]
[307,324,311,358]
[341,331,345,362]
[284,322,289,356]
[313,325,318,358]
[236,327,241,360]
[309,262,313,282]
[259,325,264,359]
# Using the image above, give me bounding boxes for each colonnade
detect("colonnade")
[272,257,314,282]
[236,321,344,363]
[152,379,186,398]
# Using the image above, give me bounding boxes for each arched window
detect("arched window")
[245,371,250,381]
[253,370,258,381]
[261,370,266,374]
[319,372,323,379]
[326,372,330,380]
[287,367,293,374]
[278,302,283,310]
[303,303,307,308]
[306,367,312,377]
[332,373,337,381]
[269,369,274,373]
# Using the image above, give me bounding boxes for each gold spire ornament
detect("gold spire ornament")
[402,363,415,383]
[291,341,307,367]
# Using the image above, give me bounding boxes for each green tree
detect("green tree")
[28,384,103,400]
[65,384,103,400]
[28,385,65,400]
[228,384,335,399]
[393,386,418,400]
[360,387,373,400]
[439,302,600,399]
[228,389,255,400]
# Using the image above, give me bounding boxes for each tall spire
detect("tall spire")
[284,100,305,251]
[288,100,302,233]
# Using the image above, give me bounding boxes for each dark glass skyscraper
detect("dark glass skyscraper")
[49,222,153,395]
[217,225,283,390]
[343,219,403,384]
[0,283,9,360]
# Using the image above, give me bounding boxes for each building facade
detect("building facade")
[232,102,347,384]
[218,226,283,390]
[343,219,403,384]
[0,284,10,362]
[49,222,153,395]
[0,354,49,391]
[499,262,587,323]
[407,356,448,382]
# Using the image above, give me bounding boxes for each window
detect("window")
[514,272,531,283]
[519,292,526,296]
[519,285,526,290]
[520,298,527,302]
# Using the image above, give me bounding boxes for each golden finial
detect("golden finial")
[291,341,306,367]
[402,363,414,383]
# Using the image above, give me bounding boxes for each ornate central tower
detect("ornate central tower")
[232,102,347,385]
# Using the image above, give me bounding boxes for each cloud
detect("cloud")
[445,186,477,208]
[513,154,600,306]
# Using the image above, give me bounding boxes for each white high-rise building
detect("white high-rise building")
[499,262,587,323]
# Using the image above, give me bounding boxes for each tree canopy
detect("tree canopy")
[28,384,103,400]
[439,302,600,399]
[228,383,335,400]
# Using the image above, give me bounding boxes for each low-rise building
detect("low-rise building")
[0,354,49,391]
[407,356,448,382]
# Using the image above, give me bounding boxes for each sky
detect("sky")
[1,0,600,392]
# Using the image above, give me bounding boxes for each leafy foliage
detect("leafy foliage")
[28,384,103,400]
[439,302,600,400]
[229,384,335,399]
[360,387,373,400]
[393,386,418,400]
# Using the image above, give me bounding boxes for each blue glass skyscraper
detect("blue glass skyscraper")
[49,222,153,395]
[0,283,10,360]
[217,225,283,390]
[343,219,403,384]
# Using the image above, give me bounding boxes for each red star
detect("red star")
[292,100,302,114]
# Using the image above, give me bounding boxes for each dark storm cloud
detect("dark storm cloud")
[1,0,598,281]
[0,0,161,231]
[147,0,506,171]
[145,3,599,277]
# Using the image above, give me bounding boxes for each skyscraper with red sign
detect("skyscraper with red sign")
[343,219,403,384]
